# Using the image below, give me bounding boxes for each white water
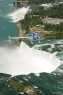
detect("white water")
[7,3,63,23]
[0,42,61,76]
[4,6,62,76]
[8,7,29,22]
[39,2,63,9]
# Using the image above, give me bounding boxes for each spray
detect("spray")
[0,42,61,76]
[8,7,29,22]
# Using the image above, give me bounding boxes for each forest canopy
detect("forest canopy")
[21,3,63,32]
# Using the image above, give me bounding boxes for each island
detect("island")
[12,0,63,39]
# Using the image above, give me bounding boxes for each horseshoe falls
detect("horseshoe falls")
[0,41,61,76]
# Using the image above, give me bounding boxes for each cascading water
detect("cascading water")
[0,1,63,95]
[0,6,62,76]
[0,41,62,76]
[7,7,29,22]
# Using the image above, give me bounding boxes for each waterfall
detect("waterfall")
[7,7,30,36]
[7,7,29,22]
[0,42,61,76]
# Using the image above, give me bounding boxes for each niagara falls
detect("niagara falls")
[0,5,62,76]
[0,0,63,95]
[0,41,61,76]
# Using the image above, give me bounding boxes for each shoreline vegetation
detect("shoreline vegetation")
[7,0,63,93]
[13,0,63,39]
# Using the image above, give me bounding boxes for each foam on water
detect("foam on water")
[7,7,29,22]
[0,42,62,76]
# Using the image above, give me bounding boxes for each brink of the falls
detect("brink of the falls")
[0,41,61,76]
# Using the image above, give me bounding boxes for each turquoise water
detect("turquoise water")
[0,0,19,43]
[0,0,63,95]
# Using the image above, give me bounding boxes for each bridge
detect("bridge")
[14,0,28,8]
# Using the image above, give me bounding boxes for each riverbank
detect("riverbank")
[16,22,63,39]
[16,21,26,37]
[12,1,63,39]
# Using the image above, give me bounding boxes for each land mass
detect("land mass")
[13,0,63,39]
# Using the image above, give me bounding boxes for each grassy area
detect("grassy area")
[30,26,63,39]
[8,78,37,95]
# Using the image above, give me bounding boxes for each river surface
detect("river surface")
[0,0,19,43]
